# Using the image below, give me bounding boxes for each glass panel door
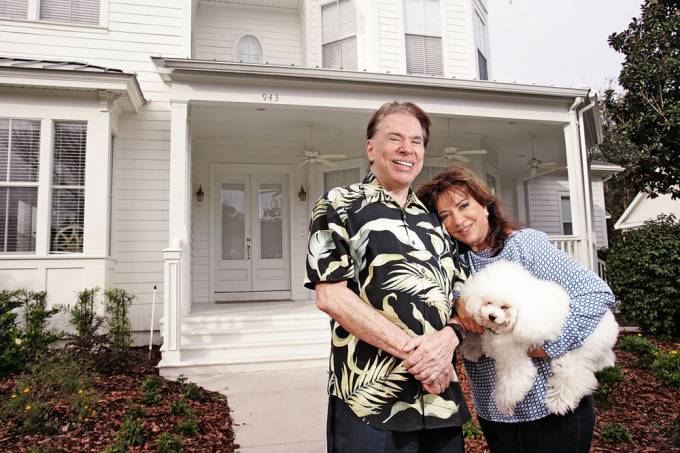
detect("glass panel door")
[258,183,283,260]
[221,182,246,260]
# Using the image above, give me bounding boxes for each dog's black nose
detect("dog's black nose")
[488,314,497,322]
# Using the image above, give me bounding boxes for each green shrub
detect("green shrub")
[17,290,60,358]
[29,446,66,453]
[652,351,680,387]
[462,420,483,439]
[139,375,164,405]
[594,365,625,407]
[101,444,125,453]
[607,215,680,339]
[156,433,184,453]
[170,397,189,416]
[124,405,146,421]
[68,288,104,349]
[2,352,98,434]
[0,290,26,377]
[618,335,658,368]
[118,417,145,447]
[176,374,205,402]
[175,409,199,437]
[599,421,632,444]
[103,288,134,350]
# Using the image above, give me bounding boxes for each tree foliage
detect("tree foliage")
[603,0,680,199]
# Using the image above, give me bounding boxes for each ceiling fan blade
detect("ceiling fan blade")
[454,154,471,163]
[316,158,337,167]
[539,161,558,167]
[442,146,459,154]
[530,167,538,177]
[296,160,309,169]
[458,149,487,155]
[318,154,347,159]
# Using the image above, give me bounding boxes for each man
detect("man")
[305,101,470,452]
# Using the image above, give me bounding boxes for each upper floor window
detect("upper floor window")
[0,118,40,253]
[404,0,443,76]
[0,0,100,25]
[237,35,263,64]
[321,0,357,70]
[560,195,573,235]
[474,11,488,80]
[0,0,28,19]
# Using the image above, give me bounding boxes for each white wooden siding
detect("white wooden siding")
[0,0,187,329]
[444,0,476,78]
[591,179,607,249]
[195,2,301,65]
[376,0,405,73]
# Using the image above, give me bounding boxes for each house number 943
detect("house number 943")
[262,93,279,102]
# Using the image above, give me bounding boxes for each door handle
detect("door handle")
[246,238,251,260]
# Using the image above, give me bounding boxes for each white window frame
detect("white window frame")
[233,34,264,64]
[473,7,489,80]
[321,0,357,70]
[2,0,109,28]
[0,117,41,254]
[404,0,444,76]
[558,192,573,235]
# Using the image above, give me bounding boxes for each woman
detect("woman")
[417,165,616,453]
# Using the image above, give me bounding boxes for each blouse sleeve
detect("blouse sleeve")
[515,229,616,359]
[304,193,355,289]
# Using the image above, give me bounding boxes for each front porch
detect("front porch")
[154,58,602,373]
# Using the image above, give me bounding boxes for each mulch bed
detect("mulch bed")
[0,348,236,452]
[460,336,680,453]
[0,339,677,452]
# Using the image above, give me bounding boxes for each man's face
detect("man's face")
[366,112,426,192]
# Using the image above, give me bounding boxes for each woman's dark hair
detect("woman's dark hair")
[366,101,431,147]
[416,165,519,255]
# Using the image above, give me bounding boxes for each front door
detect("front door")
[213,173,290,300]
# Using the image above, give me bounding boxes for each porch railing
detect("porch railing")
[549,235,584,263]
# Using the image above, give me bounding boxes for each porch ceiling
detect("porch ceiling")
[191,103,568,181]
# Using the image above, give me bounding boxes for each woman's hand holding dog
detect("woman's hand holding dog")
[454,297,485,334]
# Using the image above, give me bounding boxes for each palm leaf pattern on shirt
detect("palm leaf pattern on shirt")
[334,355,410,418]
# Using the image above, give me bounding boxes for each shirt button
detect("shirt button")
[411,241,415,245]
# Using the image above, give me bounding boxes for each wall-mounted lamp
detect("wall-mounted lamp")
[298,185,307,202]
[196,184,205,202]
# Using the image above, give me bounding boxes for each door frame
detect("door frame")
[208,163,294,302]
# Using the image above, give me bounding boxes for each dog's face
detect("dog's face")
[474,296,517,335]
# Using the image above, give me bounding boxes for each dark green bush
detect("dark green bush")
[0,290,26,377]
[652,351,680,387]
[618,335,658,368]
[599,421,632,444]
[156,433,184,453]
[175,409,199,437]
[140,375,164,405]
[17,290,60,359]
[103,288,134,350]
[68,288,104,349]
[594,365,625,407]
[607,215,680,339]
[118,417,145,447]
[170,397,189,416]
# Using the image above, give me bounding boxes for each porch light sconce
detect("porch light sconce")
[298,185,307,202]
[196,185,205,202]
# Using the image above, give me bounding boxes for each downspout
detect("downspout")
[568,97,592,268]
[578,94,597,271]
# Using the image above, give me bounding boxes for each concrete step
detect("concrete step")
[181,324,329,346]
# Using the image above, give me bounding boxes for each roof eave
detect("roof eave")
[0,67,145,112]
[151,57,591,100]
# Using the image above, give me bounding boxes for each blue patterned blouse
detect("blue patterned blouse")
[460,228,616,422]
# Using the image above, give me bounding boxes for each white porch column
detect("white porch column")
[563,99,590,269]
[160,100,192,365]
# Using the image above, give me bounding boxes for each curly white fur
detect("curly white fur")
[459,260,619,415]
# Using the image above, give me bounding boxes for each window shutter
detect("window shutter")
[322,0,356,70]
[338,0,355,36]
[0,0,28,18]
[404,0,440,36]
[51,122,86,253]
[321,1,341,43]
[41,0,100,25]
[405,35,426,74]
[424,36,443,76]
[423,0,440,36]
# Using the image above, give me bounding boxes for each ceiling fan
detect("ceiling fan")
[440,119,487,163]
[296,122,347,169]
[526,135,558,177]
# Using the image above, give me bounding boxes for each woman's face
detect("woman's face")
[435,188,490,252]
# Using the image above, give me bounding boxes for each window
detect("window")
[413,165,446,193]
[474,11,488,80]
[404,0,443,76]
[0,118,40,253]
[0,0,28,19]
[50,122,86,253]
[486,173,496,195]
[324,167,360,192]
[560,195,573,235]
[41,0,99,25]
[237,36,263,64]
[322,0,357,70]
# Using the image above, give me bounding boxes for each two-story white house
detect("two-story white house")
[0,0,619,375]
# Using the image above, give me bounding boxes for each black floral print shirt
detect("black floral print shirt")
[305,173,470,432]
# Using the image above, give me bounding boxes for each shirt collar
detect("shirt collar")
[362,172,429,212]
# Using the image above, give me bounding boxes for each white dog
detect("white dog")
[459,260,619,415]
